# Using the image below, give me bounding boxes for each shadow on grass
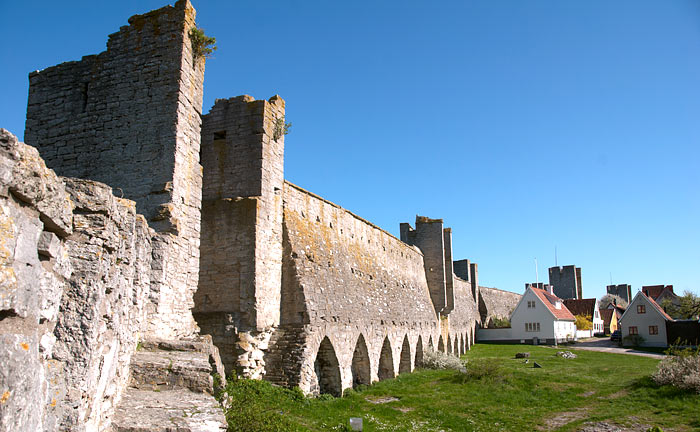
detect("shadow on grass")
[630,376,699,400]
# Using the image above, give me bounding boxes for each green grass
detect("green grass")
[221,344,700,431]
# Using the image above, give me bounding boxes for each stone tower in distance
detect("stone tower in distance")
[548,265,582,300]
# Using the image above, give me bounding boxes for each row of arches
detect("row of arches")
[312,328,474,396]
[434,327,475,357]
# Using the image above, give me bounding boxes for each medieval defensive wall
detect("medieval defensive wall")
[0,1,519,430]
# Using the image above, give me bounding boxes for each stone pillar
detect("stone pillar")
[195,95,286,378]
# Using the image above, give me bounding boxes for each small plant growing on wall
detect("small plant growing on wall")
[189,27,216,61]
[273,117,292,141]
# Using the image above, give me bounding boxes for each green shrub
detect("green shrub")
[189,27,216,61]
[489,317,510,328]
[622,334,645,347]
[463,358,503,380]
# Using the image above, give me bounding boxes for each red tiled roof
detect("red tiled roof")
[642,285,672,300]
[599,309,614,327]
[531,288,576,321]
[563,298,597,319]
[644,292,674,321]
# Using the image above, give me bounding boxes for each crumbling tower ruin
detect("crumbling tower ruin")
[25,0,205,340]
[194,95,286,377]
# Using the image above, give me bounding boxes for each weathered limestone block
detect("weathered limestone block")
[112,389,226,432]
[0,129,73,236]
[0,129,74,432]
[0,333,44,432]
[53,178,155,431]
[235,329,273,379]
[112,335,226,431]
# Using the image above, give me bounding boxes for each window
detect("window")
[649,325,658,335]
[527,300,535,309]
[629,326,638,335]
[637,305,646,314]
[525,322,540,332]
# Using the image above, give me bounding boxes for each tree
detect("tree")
[663,291,700,320]
[575,314,592,330]
[599,294,628,309]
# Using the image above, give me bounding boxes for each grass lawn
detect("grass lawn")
[221,344,700,431]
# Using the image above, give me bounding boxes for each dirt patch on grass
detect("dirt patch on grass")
[394,406,414,413]
[577,419,654,432]
[537,408,589,431]
[366,396,399,404]
[600,389,628,400]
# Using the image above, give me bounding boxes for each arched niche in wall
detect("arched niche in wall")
[378,337,395,381]
[415,335,424,367]
[313,336,342,396]
[460,333,465,355]
[399,335,411,374]
[437,335,444,353]
[428,336,434,350]
[351,334,370,388]
[447,334,453,355]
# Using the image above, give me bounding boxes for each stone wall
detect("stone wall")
[0,130,153,431]
[24,0,205,341]
[268,183,442,395]
[195,95,286,377]
[478,286,522,327]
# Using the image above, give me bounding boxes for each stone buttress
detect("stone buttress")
[195,95,286,378]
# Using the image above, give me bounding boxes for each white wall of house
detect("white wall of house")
[592,301,605,334]
[476,328,513,341]
[619,293,669,347]
[509,289,575,343]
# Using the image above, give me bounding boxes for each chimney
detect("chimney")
[547,284,554,296]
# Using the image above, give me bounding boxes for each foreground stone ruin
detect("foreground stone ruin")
[1,1,520,430]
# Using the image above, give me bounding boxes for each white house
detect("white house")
[477,286,576,345]
[563,298,605,338]
[619,291,673,347]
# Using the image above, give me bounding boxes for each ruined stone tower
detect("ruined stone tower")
[24,0,205,340]
[194,95,286,377]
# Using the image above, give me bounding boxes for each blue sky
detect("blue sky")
[2,1,699,299]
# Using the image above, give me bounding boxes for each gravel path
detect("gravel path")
[565,338,666,359]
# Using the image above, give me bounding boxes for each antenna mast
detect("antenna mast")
[535,258,539,285]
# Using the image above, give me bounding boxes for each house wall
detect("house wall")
[510,290,557,341]
[592,305,605,334]
[620,295,669,347]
